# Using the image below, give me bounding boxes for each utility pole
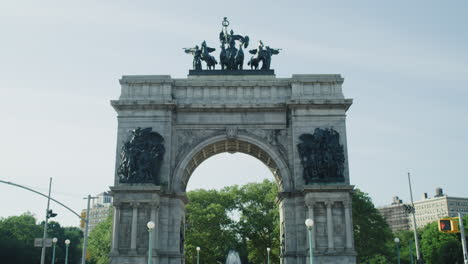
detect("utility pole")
[458,212,468,264]
[40,178,52,264]
[81,195,97,264]
[408,172,422,263]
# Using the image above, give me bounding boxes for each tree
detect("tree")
[40,221,83,264]
[0,213,83,264]
[0,213,42,263]
[184,180,280,264]
[88,211,113,264]
[420,220,463,264]
[352,189,393,263]
[64,226,84,264]
[185,189,239,264]
[226,180,280,264]
[392,229,419,264]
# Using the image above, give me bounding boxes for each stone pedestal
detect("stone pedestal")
[109,185,162,264]
[303,186,357,264]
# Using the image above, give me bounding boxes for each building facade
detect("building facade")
[379,188,468,231]
[377,196,410,232]
[81,192,113,232]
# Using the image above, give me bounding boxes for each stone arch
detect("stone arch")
[171,134,292,194]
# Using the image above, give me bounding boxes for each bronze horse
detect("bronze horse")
[200,41,217,70]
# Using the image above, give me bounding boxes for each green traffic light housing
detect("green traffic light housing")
[47,209,58,218]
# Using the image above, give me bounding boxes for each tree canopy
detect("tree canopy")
[0,213,83,264]
[419,214,468,264]
[352,189,394,263]
[185,180,280,264]
[88,210,113,264]
[5,185,468,264]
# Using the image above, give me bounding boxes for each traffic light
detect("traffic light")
[438,217,460,233]
[47,209,57,219]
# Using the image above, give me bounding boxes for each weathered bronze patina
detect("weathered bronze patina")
[118,127,165,184]
[184,17,280,71]
[297,128,345,184]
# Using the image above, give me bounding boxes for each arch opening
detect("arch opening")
[174,137,290,193]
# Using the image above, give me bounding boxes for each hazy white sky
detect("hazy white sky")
[0,0,467,227]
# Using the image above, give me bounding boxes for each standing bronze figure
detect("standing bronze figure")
[184,45,202,70]
[219,18,249,70]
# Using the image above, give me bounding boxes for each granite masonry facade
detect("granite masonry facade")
[109,74,356,264]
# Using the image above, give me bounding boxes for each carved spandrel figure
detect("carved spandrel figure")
[184,46,202,70]
[297,128,345,184]
[118,127,165,184]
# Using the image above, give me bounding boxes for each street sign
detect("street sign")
[34,238,53,247]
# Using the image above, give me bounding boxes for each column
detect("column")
[150,202,160,253]
[130,202,139,253]
[111,204,121,254]
[306,202,315,250]
[326,201,334,251]
[344,201,353,249]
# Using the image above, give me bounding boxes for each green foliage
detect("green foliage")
[0,213,42,263]
[360,253,388,264]
[392,229,418,264]
[64,226,85,263]
[0,213,83,264]
[352,189,393,263]
[420,221,463,264]
[88,210,113,264]
[185,189,239,264]
[227,180,280,264]
[185,180,280,264]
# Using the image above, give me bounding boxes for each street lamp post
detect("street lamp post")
[395,238,400,264]
[409,240,414,264]
[407,173,422,262]
[305,219,314,264]
[196,247,200,264]
[267,247,270,264]
[65,239,70,264]
[147,221,155,264]
[51,237,57,264]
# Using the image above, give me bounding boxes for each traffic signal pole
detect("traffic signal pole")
[458,213,468,264]
[40,177,52,264]
[0,179,89,263]
[407,173,422,262]
[81,195,97,264]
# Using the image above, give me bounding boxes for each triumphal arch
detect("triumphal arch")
[109,18,356,264]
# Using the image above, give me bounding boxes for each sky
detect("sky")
[0,0,467,227]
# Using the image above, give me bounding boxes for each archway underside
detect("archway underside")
[181,139,283,191]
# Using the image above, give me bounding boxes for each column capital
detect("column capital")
[343,200,352,209]
[130,202,140,208]
[305,199,315,208]
[150,202,160,209]
[325,200,334,207]
[112,197,122,208]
